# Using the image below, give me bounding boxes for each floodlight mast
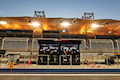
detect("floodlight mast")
[82,12,94,38]
[34,10,45,18]
[34,10,46,38]
[82,12,94,19]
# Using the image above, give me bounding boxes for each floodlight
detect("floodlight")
[60,22,71,27]
[0,21,7,24]
[92,24,98,28]
[92,24,104,28]
[27,22,40,26]
[108,30,111,33]
[32,22,40,26]
[62,30,66,32]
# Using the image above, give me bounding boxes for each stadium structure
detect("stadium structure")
[0,11,120,73]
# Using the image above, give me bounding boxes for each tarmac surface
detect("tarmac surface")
[1,52,120,80]
[0,74,120,80]
[1,76,120,80]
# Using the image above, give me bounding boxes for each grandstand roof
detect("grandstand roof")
[0,17,120,35]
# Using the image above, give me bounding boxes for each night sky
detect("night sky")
[0,0,120,20]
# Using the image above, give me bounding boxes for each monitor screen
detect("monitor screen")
[6,31,11,33]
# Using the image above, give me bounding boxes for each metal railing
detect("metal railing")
[0,37,119,69]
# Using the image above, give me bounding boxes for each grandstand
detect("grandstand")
[0,17,120,39]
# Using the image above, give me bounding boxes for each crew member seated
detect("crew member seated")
[47,49,50,54]
[75,50,80,63]
[68,49,71,55]
[63,49,67,55]
[71,49,77,63]
[71,49,76,54]
[49,49,59,64]
[50,49,54,54]
[72,49,80,64]
[61,48,68,62]
[39,49,48,63]
[53,50,58,62]
[67,47,71,55]
[61,47,68,55]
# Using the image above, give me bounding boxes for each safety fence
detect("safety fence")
[0,53,120,69]
[0,37,119,69]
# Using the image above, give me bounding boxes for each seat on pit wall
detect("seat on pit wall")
[67,50,71,55]
[40,49,44,54]
[71,49,76,62]
[76,50,80,55]
[47,49,50,54]
[74,50,80,63]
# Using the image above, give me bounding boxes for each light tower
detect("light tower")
[82,12,94,19]
[34,10,45,18]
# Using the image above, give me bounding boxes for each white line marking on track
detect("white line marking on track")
[0,74,120,76]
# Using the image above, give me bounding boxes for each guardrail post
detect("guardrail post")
[116,56,119,69]
[106,56,108,69]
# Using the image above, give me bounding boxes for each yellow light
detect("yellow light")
[87,29,93,33]
[60,22,71,27]
[0,21,7,24]
[80,28,85,34]
[27,22,40,27]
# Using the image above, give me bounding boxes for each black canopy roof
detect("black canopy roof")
[38,39,82,44]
